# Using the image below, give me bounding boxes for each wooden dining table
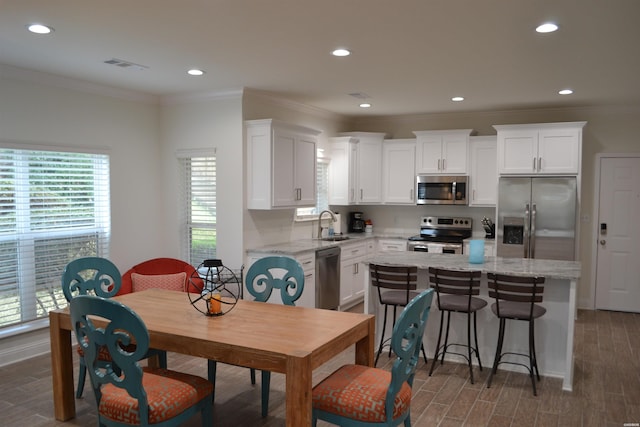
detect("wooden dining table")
[49,289,375,426]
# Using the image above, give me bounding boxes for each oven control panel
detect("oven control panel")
[420,216,472,230]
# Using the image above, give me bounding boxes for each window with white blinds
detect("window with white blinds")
[178,153,217,266]
[0,147,110,328]
[296,158,330,219]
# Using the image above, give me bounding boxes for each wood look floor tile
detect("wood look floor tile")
[3,308,640,427]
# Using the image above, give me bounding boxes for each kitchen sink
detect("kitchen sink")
[320,236,350,242]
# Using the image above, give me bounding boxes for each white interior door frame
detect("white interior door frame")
[589,152,640,309]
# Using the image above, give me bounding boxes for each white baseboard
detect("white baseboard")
[0,330,51,367]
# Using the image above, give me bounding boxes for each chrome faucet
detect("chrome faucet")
[317,210,337,238]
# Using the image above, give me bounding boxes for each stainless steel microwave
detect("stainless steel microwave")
[416,175,468,205]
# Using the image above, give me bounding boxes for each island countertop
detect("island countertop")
[364,252,581,281]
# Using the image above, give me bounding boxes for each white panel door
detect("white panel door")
[595,156,640,312]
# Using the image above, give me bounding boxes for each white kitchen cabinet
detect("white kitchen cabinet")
[382,139,416,204]
[329,132,385,205]
[468,136,497,206]
[413,129,473,174]
[246,119,320,209]
[494,122,586,175]
[339,241,368,309]
[377,238,407,252]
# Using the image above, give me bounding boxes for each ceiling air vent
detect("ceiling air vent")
[103,58,149,71]
[348,92,371,100]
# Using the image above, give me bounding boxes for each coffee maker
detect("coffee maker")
[348,212,366,233]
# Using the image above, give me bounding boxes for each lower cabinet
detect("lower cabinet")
[339,241,370,309]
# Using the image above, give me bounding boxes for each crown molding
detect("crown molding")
[0,63,158,104]
[161,88,244,106]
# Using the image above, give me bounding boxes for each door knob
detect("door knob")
[599,240,606,245]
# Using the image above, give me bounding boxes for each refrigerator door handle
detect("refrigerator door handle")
[524,203,530,258]
[530,203,537,258]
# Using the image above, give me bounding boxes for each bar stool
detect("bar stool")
[428,267,485,384]
[486,272,546,396]
[370,263,428,366]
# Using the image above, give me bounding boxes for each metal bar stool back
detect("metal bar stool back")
[370,263,428,366]
[486,272,546,395]
[428,267,486,383]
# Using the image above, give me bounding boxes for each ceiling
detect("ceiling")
[2,0,640,116]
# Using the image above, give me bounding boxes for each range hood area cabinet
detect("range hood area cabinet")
[246,119,320,209]
[468,136,498,207]
[329,132,386,205]
[413,129,474,175]
[494,122,586,175]
[382,138,416,204]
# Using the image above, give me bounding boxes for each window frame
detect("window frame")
[177,149,217,267]
[295,157,330,221]
[0,144,110,330]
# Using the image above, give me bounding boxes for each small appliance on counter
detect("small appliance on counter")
[481,217,495,239]
[348,211,366,233]
[332,213,342,235]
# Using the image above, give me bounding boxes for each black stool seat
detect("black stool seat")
[370,264,428,366]
[487,272,546,396]
[428,267,485,384]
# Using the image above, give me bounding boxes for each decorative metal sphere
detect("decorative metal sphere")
[188,259,241,316]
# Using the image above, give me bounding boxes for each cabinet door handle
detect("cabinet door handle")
[533,157,537,171]
[437,159,441,171]
[538,157,542,171]
[473,189,476,201]
[360,189,363,200]
[410,188,414,201]
[442,158,446,171]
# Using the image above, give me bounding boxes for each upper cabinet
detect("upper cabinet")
[468,136,497,207]
[494,122,586,175]
[329,132,385,205]
[413,129,473,174]
[382,139,416,204]
[246,119,320,209]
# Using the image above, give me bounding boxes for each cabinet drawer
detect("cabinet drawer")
[377,239,407,252]
[296,253,315,272]
[340,242,367,261]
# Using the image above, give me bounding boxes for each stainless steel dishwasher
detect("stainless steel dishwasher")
[315,246,341,310]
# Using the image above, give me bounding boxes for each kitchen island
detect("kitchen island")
[363,252,581,391]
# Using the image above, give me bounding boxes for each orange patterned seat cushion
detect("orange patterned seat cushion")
[98,368,213,424]
[312,364,412,423]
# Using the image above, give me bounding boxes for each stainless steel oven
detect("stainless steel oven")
[406,240,463,254]
[407,216,472,253]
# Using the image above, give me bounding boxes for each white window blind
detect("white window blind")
[178,154,217,266]
[0,148,110,328]
[296,159,330,219]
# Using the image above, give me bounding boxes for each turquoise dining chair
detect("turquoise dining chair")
[312,288,434,427]
[207,256,305,417]
[70,295,213,426]
[61,257,167,398]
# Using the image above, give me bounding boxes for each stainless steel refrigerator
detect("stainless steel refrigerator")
[497,177,577,261]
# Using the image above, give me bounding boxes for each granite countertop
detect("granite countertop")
[247,233,410,256]
[364,252,581,280]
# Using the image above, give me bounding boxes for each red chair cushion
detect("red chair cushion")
[118,258,200,295]
[98,368,213,424]
[312,364,412,423]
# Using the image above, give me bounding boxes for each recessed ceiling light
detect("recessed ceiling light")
[451,96,464,102]
[187,69,205,76]
[558,89,573,95]
[332,48,351,57]
[536,22,558,33]
[27,24,53,34]
[359,103,371,108]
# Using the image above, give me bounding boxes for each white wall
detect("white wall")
[0,65,164,365]
[0,65,164,271]
[160,91,244,269]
